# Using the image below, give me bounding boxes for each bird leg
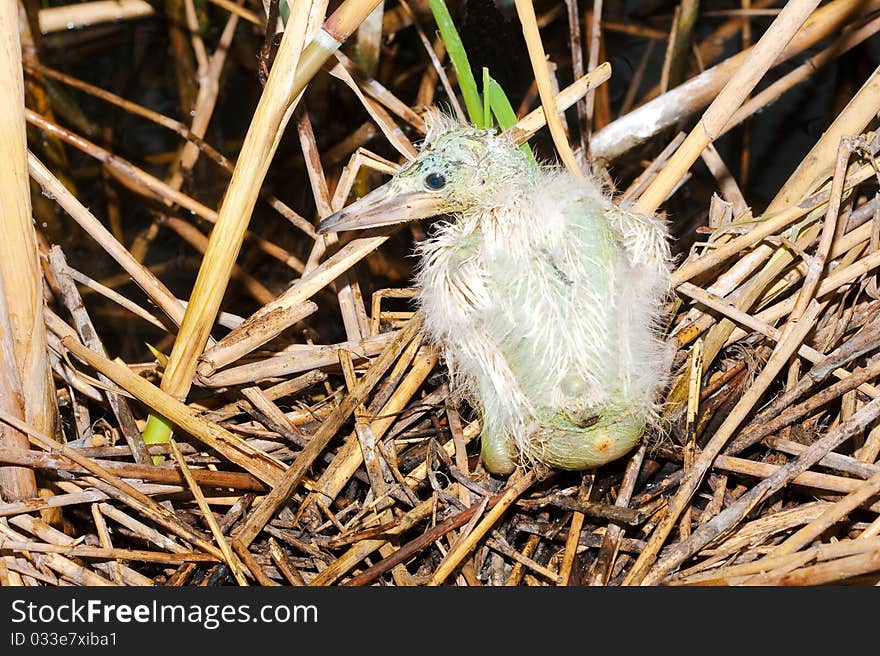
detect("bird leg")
[479,416,518,475]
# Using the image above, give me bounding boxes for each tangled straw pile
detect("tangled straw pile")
[2,0,880,586]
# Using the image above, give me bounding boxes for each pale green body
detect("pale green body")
[321,113,672,473]
[416,159,670,472]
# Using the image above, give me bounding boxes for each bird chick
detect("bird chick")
[319,113,672,474]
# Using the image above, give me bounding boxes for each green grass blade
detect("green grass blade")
[482,67,491,128]
[428,0,484,128]
[484,73,534,161]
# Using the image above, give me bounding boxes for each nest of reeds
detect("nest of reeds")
[2,0,880,587]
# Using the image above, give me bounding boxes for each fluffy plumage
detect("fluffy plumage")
[320,115,673,474]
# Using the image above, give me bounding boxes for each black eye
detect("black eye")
[424,172,447,190]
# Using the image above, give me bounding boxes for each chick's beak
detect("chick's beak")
[317,184,447,234]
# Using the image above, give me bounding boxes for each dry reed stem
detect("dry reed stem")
[354,1,383,78]
[208,0,262,25]
[309,343,436,508]
[28,152,187,325]
[513,0,583,177]
[168,439,249,585]
[673,159,877,284]
[676,283,880,398]
[580,0,601,147]
[0,488,104,519]
[269,537,306,585]
[428,469,546,585]
[326,486,459,586]
[766,470,880,558]
[694,454,880,497]
[767,67,880,213]
[161,217,275,305]
[634,0,821,215]
[669,536,880,585]
[26,110,220,221]
[295,485,436,582]
[157,0,390,441]
[202,329,397,387]
[724,16,880,140]
[0,0,52,500]
[645,393,880,584]
[399,0,464,123]
[506,62,612,145]
[232,311,423,549]
[742,551,880,585]
[166,4,239,191]
[64,269,166,331]
[153,0,316,427]
[677,71,880,389]
[90,504,124,584]
[625,301,822,585]
[38,0,154,34]
[330,57,418,158]
[592,0,880,161]
[48,248,150,464]
[558,484,586,585]
[60,335,286,485]
[25,62,314,238]
[0,522,115,585]
[96,500,189,553]
[0,410,223,559]
[0,267,34,502]
[297,109,371,340]
[587,444,646,585]
[0,446,264,490]
[339,52,427,131]
[0,538,219,565]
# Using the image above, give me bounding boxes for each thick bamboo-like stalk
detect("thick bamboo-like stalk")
[149,0,385,447]
[0,268,34,502]
[634,0,820,215]
[0,2,51,501]
[38,0,154,34]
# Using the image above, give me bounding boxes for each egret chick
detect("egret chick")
[319,113,672,474]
